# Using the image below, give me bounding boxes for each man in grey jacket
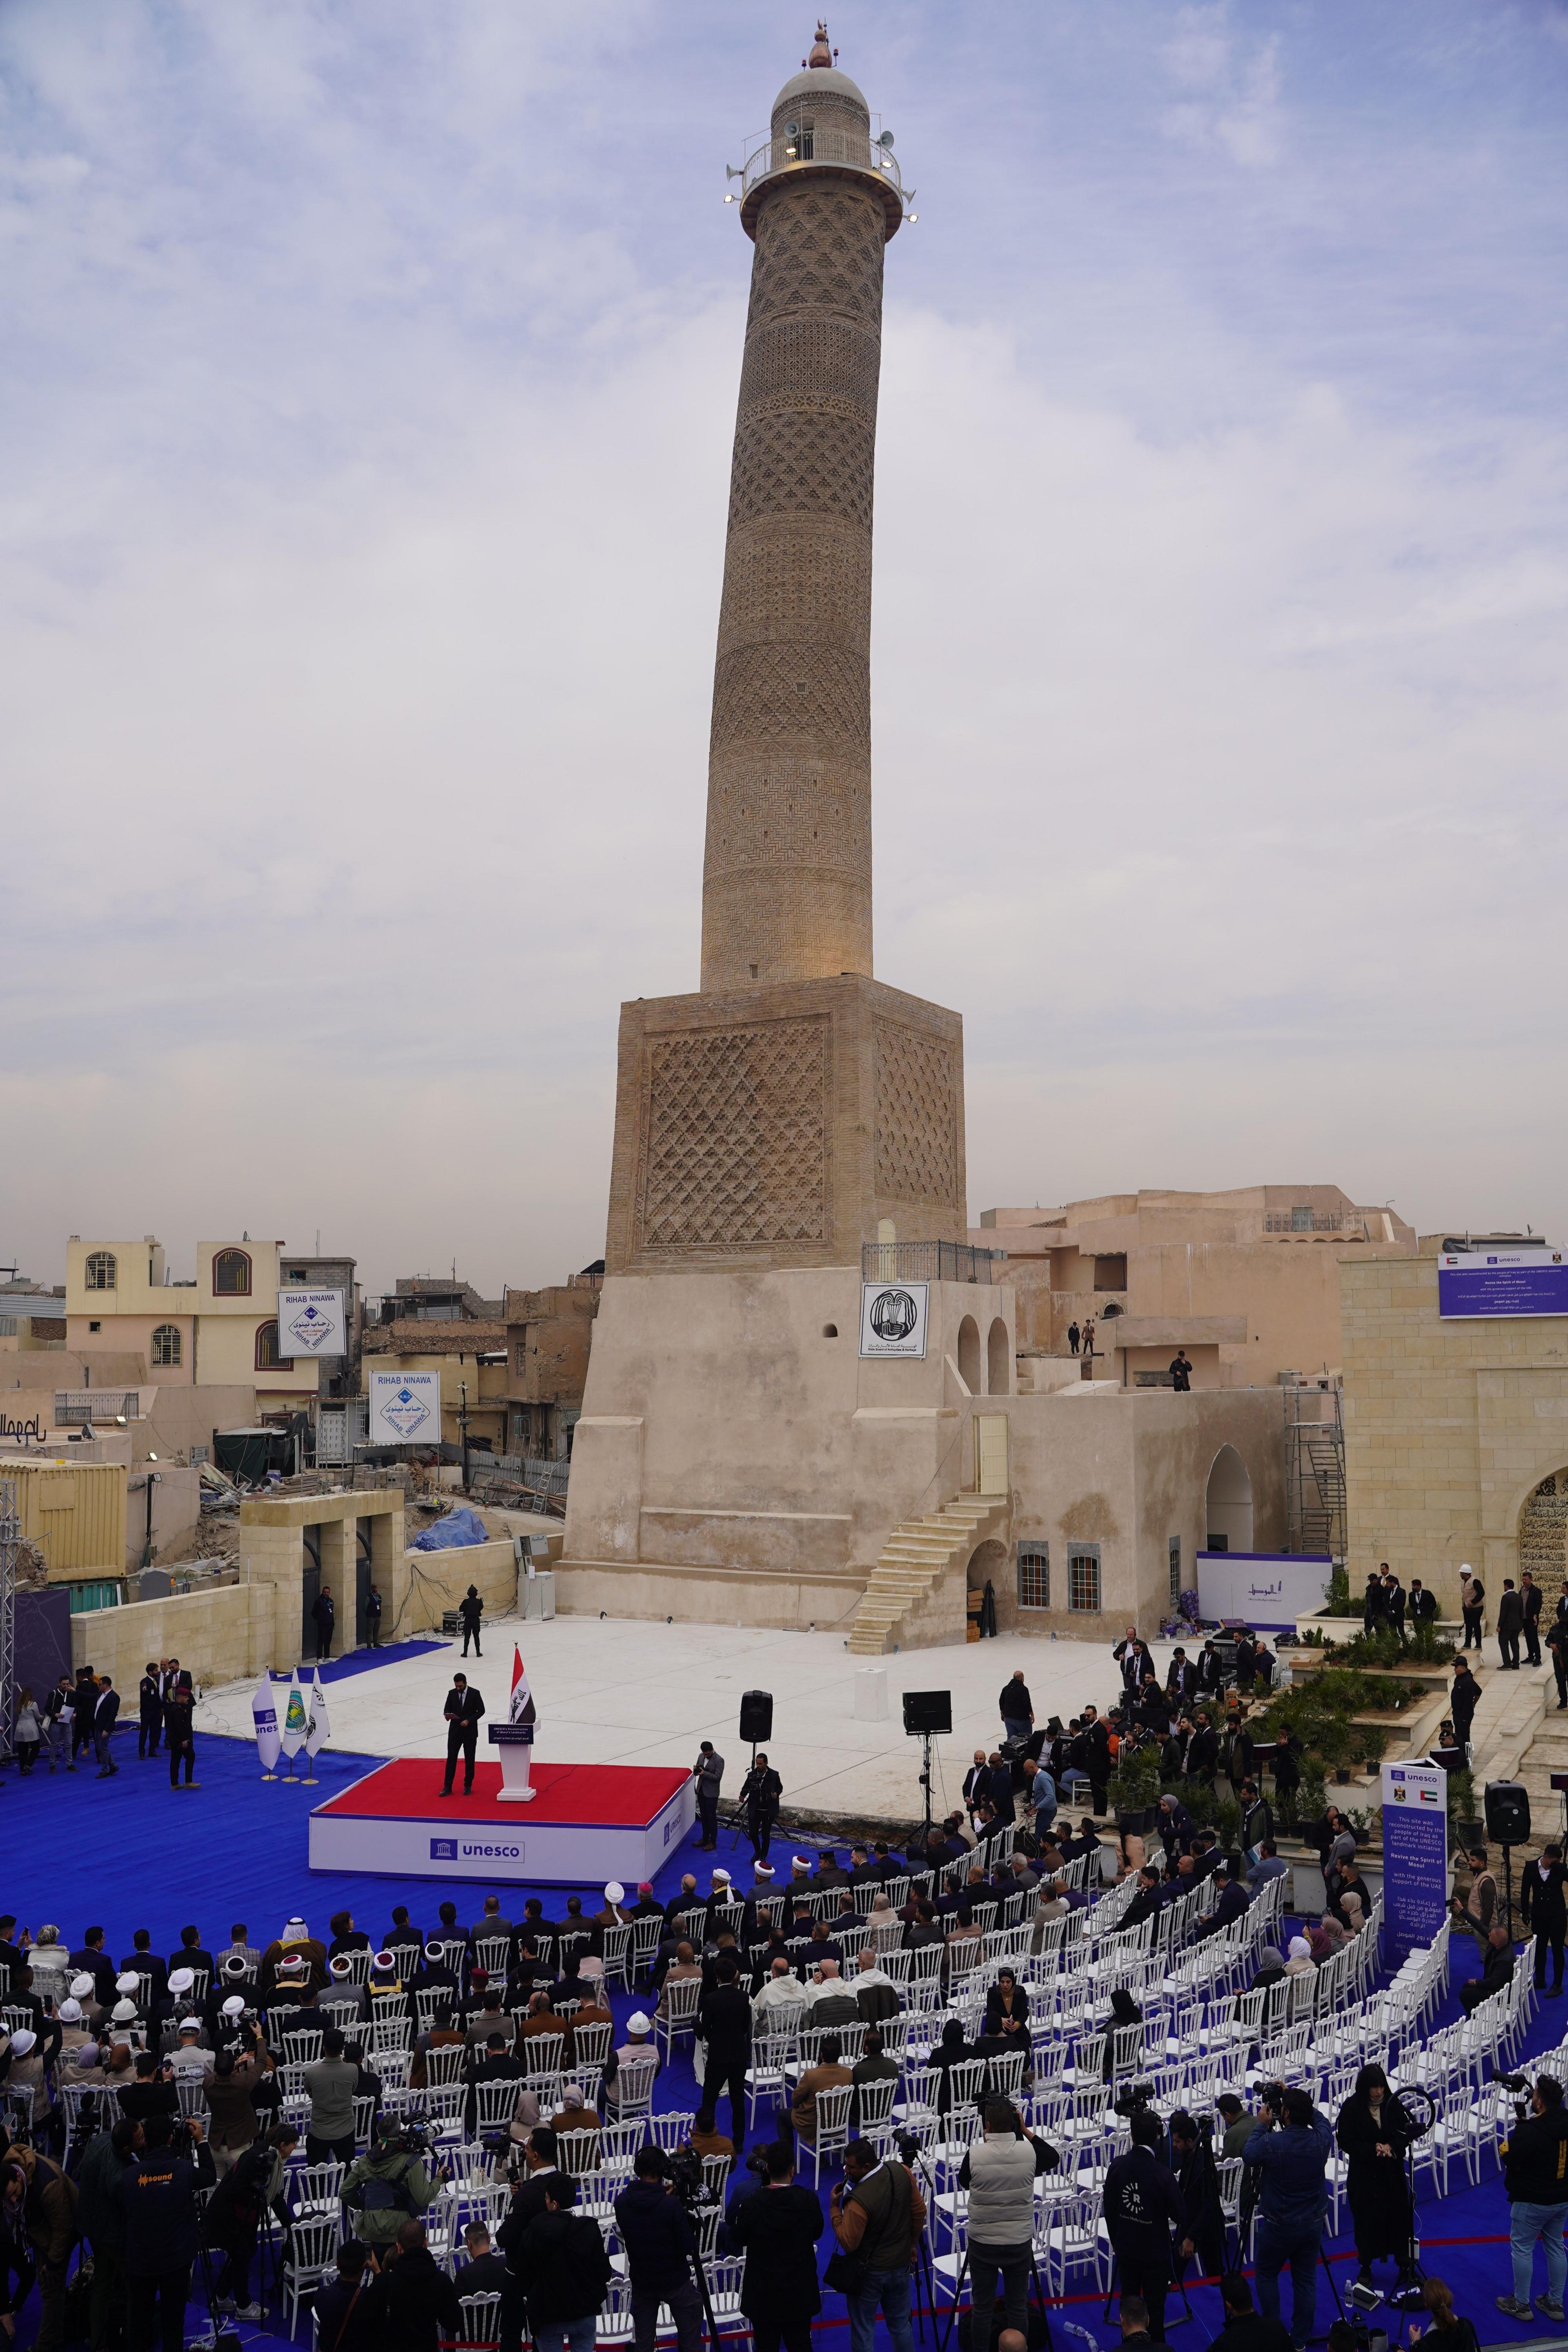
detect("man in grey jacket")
[303,2026,360,2164]
[957,2100,1059,2352]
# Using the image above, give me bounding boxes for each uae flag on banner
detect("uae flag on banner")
[509,1646,537,1729]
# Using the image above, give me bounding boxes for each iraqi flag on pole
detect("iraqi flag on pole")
[306,1668,331,1758]
[509,1646,537,1731]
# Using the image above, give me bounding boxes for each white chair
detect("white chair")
[281,2212,341,2335]
[422,2042,467,2088]
[474,2080,521,2139]
[289,2158,345,2220]
[599,1925,633,1992]
[656,1976,702,2059]
[458,2290,502,2347]
[283,2028,325,2068]
[629,1916,664,1986]
[608,2053,659,2121]
[352,2094,377,2153]
[649,2111,697,2151]
[557,2127,603,2178]
[598,2120,646,2178]
[856,2074,899,2137]
[473,1934,511,1981]
[573,2019,614,2076]
[808,2082,854,2185]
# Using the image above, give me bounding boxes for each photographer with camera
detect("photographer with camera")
[1169,2111,1225,2283]
[122,2111,214,2352]
[830,2135,929,2352]
[514,2171,613,2352]
[344,2114,444,2254]
[1102,2107,1192,2343]
[955,2099,1057,2352]
[201,2120,298,2321]
[1497,2070,1568,2320]
[1240,2085,1332,2351]
[613,2145,704,2352]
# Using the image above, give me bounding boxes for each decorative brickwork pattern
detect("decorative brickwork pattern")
[875,1021,959,1204]
[701,118,887,992]
[1520,1473,1568,1599]
[637,1018,831,1252]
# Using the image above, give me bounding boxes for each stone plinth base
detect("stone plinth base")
[605,973,966,1276]
[560,1266,1017,1613]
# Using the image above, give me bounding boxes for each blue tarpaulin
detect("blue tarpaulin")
[410,1505,490,1552]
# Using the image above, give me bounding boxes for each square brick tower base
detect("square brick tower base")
[604,974,967,1274]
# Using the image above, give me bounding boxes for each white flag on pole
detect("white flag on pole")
[252,1673,282,1775]
[278,1670,308,1759]
[306,1668,331,1758]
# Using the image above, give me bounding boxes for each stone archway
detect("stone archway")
[958,1314,981,1393]
[1518,1470,1568,1608]
[987,1317,1011,1397]
[1206,1444,1254,1553]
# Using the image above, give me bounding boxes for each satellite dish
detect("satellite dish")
[878,129,896,148]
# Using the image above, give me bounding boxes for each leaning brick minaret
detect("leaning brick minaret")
[700,25,904,992]
[601,29,964,1278]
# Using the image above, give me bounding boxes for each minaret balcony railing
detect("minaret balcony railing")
[733,127,911,229]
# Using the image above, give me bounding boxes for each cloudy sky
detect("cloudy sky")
[3,0,1565,1296]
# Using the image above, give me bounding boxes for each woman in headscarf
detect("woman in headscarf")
[980,1968,1032,2082]
[1284,1936,1316,1977]
[1336,2063,1419,2289]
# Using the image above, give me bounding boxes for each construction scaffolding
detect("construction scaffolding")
[1285,1380,1345,1562]
[0,1477,16,1764]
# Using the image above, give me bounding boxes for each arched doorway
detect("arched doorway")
[1206,1445,1254,1552]
[1519,1470,1568,1603]
[987,1318,1010,1396]
[957,1315,981,1393]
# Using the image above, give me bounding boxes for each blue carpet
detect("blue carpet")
[266,1638,448,1685]
[1,1751,1555,2352]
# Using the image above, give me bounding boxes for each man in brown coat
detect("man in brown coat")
[791,2037,853,2147]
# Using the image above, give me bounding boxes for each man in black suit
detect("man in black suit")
[441,1673,485,1796]
[1523,1571,1544,1668]
[93,1675,122,1775]
[138,1662,164,1759]
[695,1953,752,2145]
[739,1754,784,1862]
[728,2140,826,2350]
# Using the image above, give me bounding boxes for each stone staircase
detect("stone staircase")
[844,1494,1009,1657]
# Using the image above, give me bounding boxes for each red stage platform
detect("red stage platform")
[309,1759,694,1885]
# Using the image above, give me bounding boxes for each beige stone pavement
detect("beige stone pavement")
[196,1614,1182,1826]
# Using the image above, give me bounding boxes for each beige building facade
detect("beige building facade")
[978,1186,1417,1390]
[64,1235,319,1412]
[1342,1248,1568,1616]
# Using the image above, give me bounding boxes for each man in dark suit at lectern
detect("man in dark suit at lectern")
[442,1673,486,1796]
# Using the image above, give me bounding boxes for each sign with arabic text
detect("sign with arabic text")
[1195,1549,1332,1633]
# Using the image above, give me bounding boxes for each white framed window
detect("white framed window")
[151,1324,182,1368]
[85,1251,116,1291]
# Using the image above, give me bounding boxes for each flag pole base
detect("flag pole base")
[261,1772,277,1782]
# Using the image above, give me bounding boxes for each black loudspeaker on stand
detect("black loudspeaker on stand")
[739,1690,773,1744]
[1486,1780,1531,1933]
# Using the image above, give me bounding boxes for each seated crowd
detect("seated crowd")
[0,1642,1490,2352]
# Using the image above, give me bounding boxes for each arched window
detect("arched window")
[957,1314,981,1392]
[255,1320,284,1370]
[214,1248,252,1296]
[1206,1445,1254,1554]
[151,1323,181,1368]
[85,1251,117,1292]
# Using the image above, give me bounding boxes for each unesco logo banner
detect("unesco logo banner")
[859,1281,929,1360]
[430,1837,523,1863]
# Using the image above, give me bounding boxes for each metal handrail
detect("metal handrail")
[860,1242,1007,1287]
[739,125,906,203]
